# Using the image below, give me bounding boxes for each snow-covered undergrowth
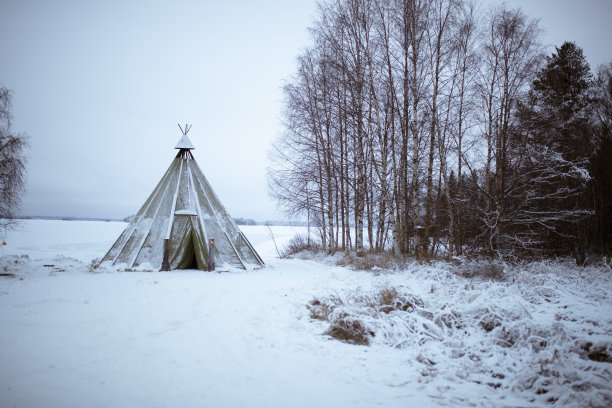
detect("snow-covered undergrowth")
[1,220,611,407]
[306,260,612,406]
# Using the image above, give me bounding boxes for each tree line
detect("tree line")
[268,0,612,262]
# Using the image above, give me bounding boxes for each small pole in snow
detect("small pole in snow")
[161,239,170,271]
[208,239,215,271]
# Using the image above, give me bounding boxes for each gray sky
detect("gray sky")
[1,0,611,221]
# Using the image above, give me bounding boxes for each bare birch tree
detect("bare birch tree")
[470,5,542,254]
[0,87,28,230]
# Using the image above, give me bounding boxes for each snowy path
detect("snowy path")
[0,263,420,407]
[1,220,611,407]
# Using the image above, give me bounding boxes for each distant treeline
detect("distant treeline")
[236,218,309,227]
[234,217,258,226]
[19,215,122,222]
[18,215,306,227]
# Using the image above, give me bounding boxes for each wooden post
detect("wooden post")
[161,239,170,271]
[208,239,215,271]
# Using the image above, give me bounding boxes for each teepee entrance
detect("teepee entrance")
[166,215,207,270]
[101,124,264,271]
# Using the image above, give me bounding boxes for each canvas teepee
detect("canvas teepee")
[101,125,264,271]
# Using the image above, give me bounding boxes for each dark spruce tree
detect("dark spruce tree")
[515,42,595,262]
[591,63,612,256]
[532,42,593,161]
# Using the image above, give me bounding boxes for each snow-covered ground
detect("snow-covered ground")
[1,220,611,407]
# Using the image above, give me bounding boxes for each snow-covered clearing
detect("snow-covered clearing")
[1,220,611,407]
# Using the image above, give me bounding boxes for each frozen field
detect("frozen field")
[1,220,611,407]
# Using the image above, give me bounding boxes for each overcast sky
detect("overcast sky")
[1,0,611,222]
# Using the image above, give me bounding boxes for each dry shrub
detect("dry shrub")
[456,261,507,281]
[579,341,612,363]
[335,252,398,271]
[309,286,427,347]
[280,234,321,257]
[377,287,424,314]
[479,314,502,332]
[378,287,398,309]
[497,326,519,348]
[435,309,463,330]
[324,314,374,346]
[307,296,342,321]
[89,258,102,273]
[0,254,30,278]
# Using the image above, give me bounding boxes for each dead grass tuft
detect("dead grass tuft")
[0,254,30,278]
[308,285,426,346]
[456,260,507,281]
[377,287,423,314]
[324,315,374,346]
[307,296,342,321]
[89,258,102,273]
[580,341,612,363]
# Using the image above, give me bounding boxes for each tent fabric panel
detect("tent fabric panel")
[130,178,175,267]
[203,219,243,268]
[168,215,209,270]
[191,161,263,266]
[134,190,174,267]
[234,232,264,266]
[114,217,153,265]
[174,160,195,214]
[139,159,180,217]
[168,215,194,270]
[189,215,208,270]
[102,223,137,264]
[102,157,180,266]
[190,162,230,222]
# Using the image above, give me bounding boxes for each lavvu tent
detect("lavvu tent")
[101,126,264,271]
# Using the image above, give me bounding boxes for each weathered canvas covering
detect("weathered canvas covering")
[101,145,264,271]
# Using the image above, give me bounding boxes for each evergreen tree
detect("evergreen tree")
[531,42,593,161]
[591,63,612,254]
[515,42,594,261]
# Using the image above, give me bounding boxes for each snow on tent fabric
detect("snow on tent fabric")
[101,129,264,271]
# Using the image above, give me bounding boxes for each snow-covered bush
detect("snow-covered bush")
[0,254,29,278]
[307,296,342,321]
[307,261,612,406]
[324,313,374,345]
[335,252,399,271]
[280,234,321,257]
[454,260,507,281]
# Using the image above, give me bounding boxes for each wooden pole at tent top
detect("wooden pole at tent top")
[178,123,192,135]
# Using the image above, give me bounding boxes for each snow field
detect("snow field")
[0,220,611,407]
